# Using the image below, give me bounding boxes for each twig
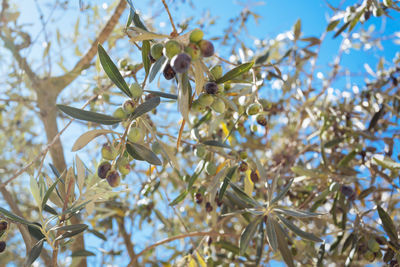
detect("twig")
[161,0,178,36]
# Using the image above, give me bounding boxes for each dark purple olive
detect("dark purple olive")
[199,40,214,57]
[205,82,218,94]
[0,241,6,253]
[171,53,191,73]
[239,161,248,172]
[256,115,267,126]
[97,161,112,179]
[250,170,259,183]
[163,63,176,80]
[0,221,7,231]
[195,192,203,204]
[106,170,121,187]
[205,202,213,212]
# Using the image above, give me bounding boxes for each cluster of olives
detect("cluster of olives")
[358,237,384,263]
[149,28,215,81]
[0,221,8,253]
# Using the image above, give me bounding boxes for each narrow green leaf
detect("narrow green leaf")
[326,19,340,31]
[239,216,262,255]
[41,177,61,210]
[178,73,190,122]
[0,207,34,225]
[51,224,88,232]
[373,157,400,170]
[25,239,44,267]
[274,208,323,218]
[43,204,58,215]
[216,62,254,84]
[276,214,322,242]
[142,40,151,75]
[271,179,294,204]
[201,140,231,149]
[333,21,350,38]
[255,222,265,266]
[148,56,168,83]
[127,143,162,166]
[57,105,122,125]
[218,166,238,202]
[229,182,259,207]
[87,229,107,241]
[215,241,240,254]
[266,216,278,251]
[377,205,398,242]
[255,50,270,65]
[49,163,60,178]
[54,225,88,241]
[28,223,45,241]
[337,150,357,168]
[131,96,161,120]
[98,44,131,97]
[273,220,295,267]
[187,160,206,190]
[71,250,96,257]
[144,90,177,100]
[169,190,188,206]
[126,143,144,161]
[293,19,301,39]
[368,105,385,131]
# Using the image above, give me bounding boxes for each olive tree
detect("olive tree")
[0,0,400,266]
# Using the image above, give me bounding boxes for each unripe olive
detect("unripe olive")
[190,28,204,43]
[123,100,135,114]
[205,82,218,94]
[0,221,7,231]
[97,161,112,179]
[368,238,380,253]
[129,82,143,99]
[256,114,267,126]
[239,150,248,160]
[383,0,392,7]
[211,98,225,113]
[185,43,201,60]
[191,100,206,113]
[195,145,206,158]
[101,143,118,160]
[117,157,130,175]
[113,107,127,119]
[197,93,214,107]
[106,170,121,187]
[150,43,164,60]
[127,127,145,143]
[210,65,223,80]
[163,63,176,80]
[151,142,162,154]
[198,40,214,57]
[0,241,6,253]
[205,162,217,175]
[164,40,181,59]
[246,103,262,116]
[171,53,191,73]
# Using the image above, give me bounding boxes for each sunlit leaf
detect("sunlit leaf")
[277,214,323,242]
[239,216,262,255]
[131,96,161,120]
[72,129,116,151]
[25,239,44,267]
[216,62,254,84]
[57,105,122,125]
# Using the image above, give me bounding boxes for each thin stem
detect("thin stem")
[161,0,177,36]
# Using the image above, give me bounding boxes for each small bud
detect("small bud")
[106,170,121,187]
[171,53,192,73]
[97,161,112,179]
[129,82,143,99]
[198,40,214,57]
[0,241,5,253]
[250,170,259,183]
[205,202,213,212]
[150,43,164,60]
[163,63,176,80]
[113,107,127,119]
[205,82,218,94]
[189,28,204,43]
[123,100,135,114]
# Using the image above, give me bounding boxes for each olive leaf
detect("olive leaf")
[72,129,116,151]
[71,250,96,257]
[25,238,45,267]
[148,56,168,83]
[57,105,122,125]
[216,62,254,84]
[144,90,177,100]
[98,44,131,97]
[377,205,398,242]
[218,166,238,202]
[266,216,278,251]
[276,214,323,242]
[131,96,161,120]
[201,140,231,149]
[169,190,188,206]
[126,143,162,166]
[0,207,35,226]
[142,40,151,75]
[239,216,262,255]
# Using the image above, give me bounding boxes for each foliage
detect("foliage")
[0,0,400,266]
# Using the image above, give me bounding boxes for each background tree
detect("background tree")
[0,0,400,266]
